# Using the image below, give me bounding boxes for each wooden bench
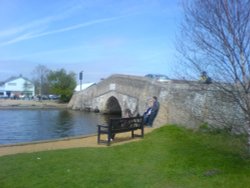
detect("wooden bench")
[97,116,144,145]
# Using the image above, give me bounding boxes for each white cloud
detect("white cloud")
[0,8,71,39]
[0,14,127,47]
[0,1,95,44]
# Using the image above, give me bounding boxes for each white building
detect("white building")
[0,76,35,98]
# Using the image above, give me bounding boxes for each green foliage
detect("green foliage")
[47,69,76,102]
[0,125,250,188]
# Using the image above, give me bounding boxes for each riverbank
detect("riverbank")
[1,126,249,188]
[0,99,68,108]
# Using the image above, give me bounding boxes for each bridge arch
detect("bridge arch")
[104,96,122,115]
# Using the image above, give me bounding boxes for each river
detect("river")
[0,109,117,145]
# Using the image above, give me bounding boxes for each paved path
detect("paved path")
[0,128,154,157]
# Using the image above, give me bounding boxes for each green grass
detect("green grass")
[1,125,250,188]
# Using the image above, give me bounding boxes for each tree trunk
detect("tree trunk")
[248,125,250,153]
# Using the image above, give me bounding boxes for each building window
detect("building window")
[8,83,16,86]
[26,84,33,88]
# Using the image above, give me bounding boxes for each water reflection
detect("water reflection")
[54,110,74,137]
[0,109,120,145]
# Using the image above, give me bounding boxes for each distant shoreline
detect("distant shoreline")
[0,99,68,109]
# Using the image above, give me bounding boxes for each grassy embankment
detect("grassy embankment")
[0,125,250,188]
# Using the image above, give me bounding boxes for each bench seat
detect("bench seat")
[97,116,144,145]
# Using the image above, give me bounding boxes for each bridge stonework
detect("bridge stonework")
[68,74,244,132]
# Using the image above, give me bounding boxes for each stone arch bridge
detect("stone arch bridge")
[68,74,242,130]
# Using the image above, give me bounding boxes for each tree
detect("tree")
[47,69,76,102]
[32,65,50,95]
[177,0,250,150]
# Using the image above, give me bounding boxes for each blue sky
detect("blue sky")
[0,0,182,83]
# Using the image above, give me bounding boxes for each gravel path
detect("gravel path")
[0,128,154,157]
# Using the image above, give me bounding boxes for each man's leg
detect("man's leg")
[147,113,156,127]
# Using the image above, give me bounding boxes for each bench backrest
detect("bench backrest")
[109,116,143,131]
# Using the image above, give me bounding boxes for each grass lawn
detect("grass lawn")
[0,125,250,188]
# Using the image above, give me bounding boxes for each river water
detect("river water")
[0,109,117,145]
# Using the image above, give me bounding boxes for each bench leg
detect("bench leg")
[131,130,135,138]
[107,131,111,146]
[97,133,100,144]
[97,127,101,144]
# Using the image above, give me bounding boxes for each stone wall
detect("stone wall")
[68,74,244,132]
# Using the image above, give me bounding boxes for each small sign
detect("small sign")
[79,72,83,80]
